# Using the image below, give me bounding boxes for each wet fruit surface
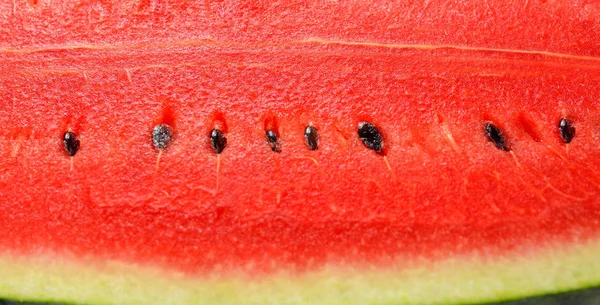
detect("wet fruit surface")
[0,0,599,282]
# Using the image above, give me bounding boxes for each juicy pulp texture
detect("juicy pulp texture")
[0,1,600,304]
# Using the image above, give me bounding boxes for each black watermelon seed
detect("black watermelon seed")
[357,121,383,152]
[152,124,172,150]
[210,129,227,154]
[266,129,281,153]
[484,123,509,151]
[63,131,80,157]
[304,125,318,150]
[558,118,575,144]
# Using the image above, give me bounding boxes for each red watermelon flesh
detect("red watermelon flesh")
[0,1,600,304]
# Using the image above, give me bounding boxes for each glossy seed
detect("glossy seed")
[266,129,281,153]
[304,125,319,150]
[357,121,383,152]
[210,128,227,154]
[63,131,80,157]
[558,118,575,144]
[484,122,509,151]
[152,124,172,150]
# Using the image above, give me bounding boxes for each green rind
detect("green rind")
[1,239,599,305]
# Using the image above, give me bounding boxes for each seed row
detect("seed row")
[485,118,575,151]
[62,119,576,157]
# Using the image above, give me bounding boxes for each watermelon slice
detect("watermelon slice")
[1,1,600,304]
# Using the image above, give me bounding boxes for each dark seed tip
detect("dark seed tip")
[357,121,383,152]
[210,128,227,154]
[63,131,80,157]
[152,124,172,150]
[304,125,319,151]
[558,118,575,144]
[266,129,281,153]
[484,122,510,151]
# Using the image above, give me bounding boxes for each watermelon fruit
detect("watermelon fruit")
[1,0,600,304]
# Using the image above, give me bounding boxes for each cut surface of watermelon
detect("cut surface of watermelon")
[1,1,600,304]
